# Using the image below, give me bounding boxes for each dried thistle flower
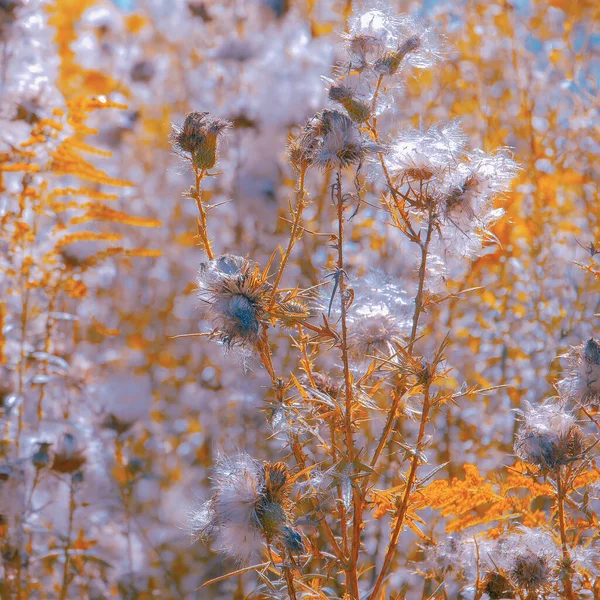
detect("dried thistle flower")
[197,255,270,349]
[323,272,411,360]
[514,400,585,471]
[188,453,303,561]
[374,36,422,75]
[491,529,560,594]
[557,338,600,407]
[346,6,444,73]
[437,149,519,256]
[481,571,515,599]
[171,111,231,170]
[387,122,466,181]
[50,433,87,476]
[289,109,383,172]
[327,80,371,124]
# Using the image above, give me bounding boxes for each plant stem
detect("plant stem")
[267,166,308,311]
[368,385,432,600]
[556,470,575,600]
[192,166,214,260]
[409,210,435,352]
[333,171,360,599]
[283,566,298,600]
[59,476,76,600]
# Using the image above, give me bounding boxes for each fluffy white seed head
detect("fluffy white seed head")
[557,339,600,407]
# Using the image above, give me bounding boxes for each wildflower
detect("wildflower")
[289,109,382,172]
[374,36,422,75]
[197,255,270,349]
[386,122,467,181]
[514,400,585,471]
[31,442,51,470]
[437,149,518,256]
[557,338,600,407]
[327,80,371,124]
[347,313,405,359]
[171,111,231,170]
[322,272,411,360]
[188,453,303,560]
[441,150,517,224]
[345,5,444,73]
[50,433,87,476]
[486,529,560,594]
[481,571,515,599]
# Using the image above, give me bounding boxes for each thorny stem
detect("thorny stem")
[556,470,575,600]
[283,566,298,600]
[409,209,435,353]
[368,384,432,600]
[333,171,360,599]
[258,325,345,580]
[367,208,436,599]
[192,166,214,260]
[59,476,76,600]
[267,166,308,311]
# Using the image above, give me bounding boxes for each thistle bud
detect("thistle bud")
[482,572,515,599]
[51,433,86,476]
[32,442,51,470]
[327,82,371,124]
[374,37,421,75]
[171,112,231,170]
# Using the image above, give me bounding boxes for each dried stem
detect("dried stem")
[192,166,214,260]
[368,384,432,600]
[333,171,360,599]
[59,476,76,600]
[556,469,575,600]
[409,208,435,352]
[267,165,308,310]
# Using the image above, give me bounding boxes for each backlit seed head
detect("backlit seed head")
[510,552,554,591]
[558,338,600,406]
[514,400,585,471]
[188,453,302,561]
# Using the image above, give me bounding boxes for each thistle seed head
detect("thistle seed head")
[197,255,270,349]
[514,400,585,471]
[557,338,600,407]
[187,453,302,561]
